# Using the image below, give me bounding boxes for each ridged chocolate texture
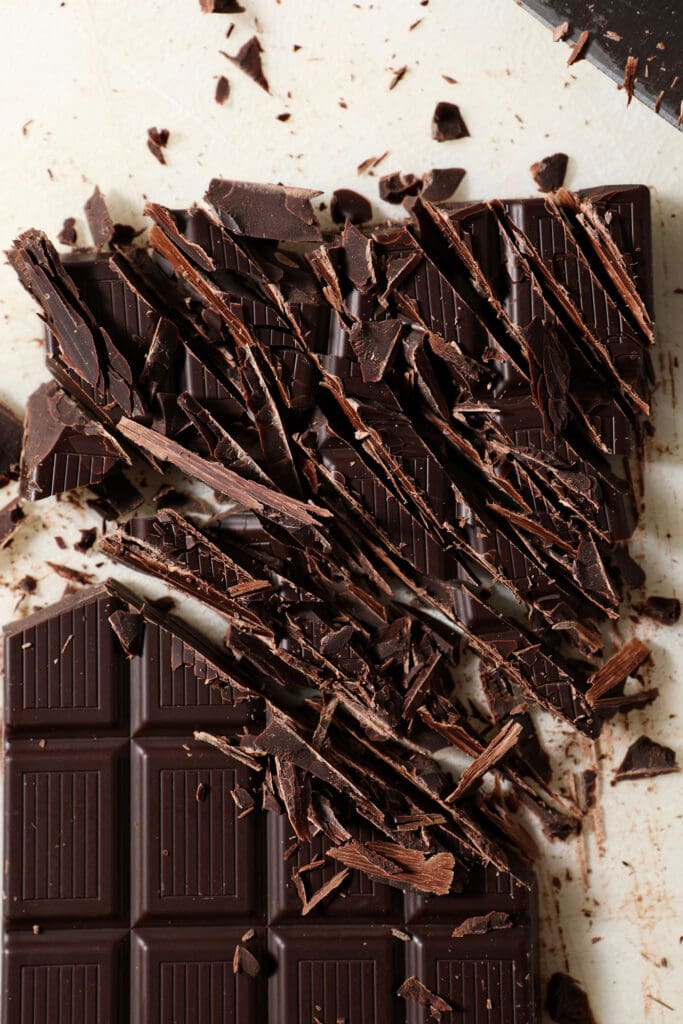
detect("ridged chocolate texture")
[3,584,539,1023]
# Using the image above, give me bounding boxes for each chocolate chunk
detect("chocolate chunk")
[215,74,231,104]
[205,178,322,241]
[147,126,170,165]
[20,381,130,501]
[567,29,590,65]
[84,186,114,249]
[57,217,78,246]
[431,101,470,141]
[348,319,402,382]
[530,152,569,192]
[640,595,681,625]
[546,972,597,1023]
[108,608,145,657]
[0,399,23,485]
[420,166,466,202]
[330,188,372,225]
[451,910,513,937]
[228,35,269,92]
[0,499,25,550]
[378,171,421,204]
[613,736,678,782]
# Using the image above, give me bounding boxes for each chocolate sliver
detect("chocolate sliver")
[228,36,269,92]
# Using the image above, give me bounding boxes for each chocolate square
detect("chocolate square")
[130,737,259,924]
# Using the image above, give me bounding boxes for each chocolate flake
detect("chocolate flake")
[348,320,402,383]
[586,638,650,705]
[84,186,114,249]
[546,972,596,1024]
[530,152,568,192]
[388,65,408,90]
[431,101,470,141]
[613,736,678,783]
[397,976,453,1020]
[622,55,638,105]
[553,21,570,42]
[147,127,170,165]
[45,562,94,586]
[567,30,590,66]
[228,35,269,92]
[451,910,513,938]
[232,943,260,976]
[74,527,97,553]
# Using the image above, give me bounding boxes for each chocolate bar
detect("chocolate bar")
[3,582,539,1022]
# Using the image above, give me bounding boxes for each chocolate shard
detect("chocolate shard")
[378,171,422,204]
[546,972,596,1024]
[622,54,638,105]
[431,101,470,141]
[330,188,372,225]
[0,499,25,550]
[447,721,523,802]
[347,319,403,382]
[108,608,145,658]
[397,976,453,1020]
[530,152,569,192]
[205,179,322,242]
[420,166,466,203]
[613,736,679,783]
[200,0,244,11]
[84,186,115,249]
[329,841,455,896]
[0,399,23,485]
[20,382,130,501]
[232,943,260,976]
[640,595,681,626]
[227,36,270,92]
[585,637,650,705]
[566,29,590,66]
[57,217,78,247]
[451,910,513,938]
[147,127,170,165]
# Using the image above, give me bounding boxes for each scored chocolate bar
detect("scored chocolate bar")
[3,582,538,1023]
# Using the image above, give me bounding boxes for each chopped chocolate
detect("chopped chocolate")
[147,127,170,165]
[0,499,25,550]
[567,29,590,66]
[451,910,513,937]
[389,65,408,90]
[45,562,94,586]
[546,972,596,1023]
[108,608,145,657]
[232,944,260,976]
[397,976,453,1019]
[20,382,130,501]
[84,186,114,249]
[613,736,678,783]
[640,595,681,626]
[200,0,244,11]
[431,101,469,141]
[205,178,322,241]
[87,471,143,520]
[586,638,650,705]
[57,217,78,247]
[356,151,389,175]
[622,54,638,104]
[0,399,23,485]
[214,74,231,104]
[74,527,97,552]
[378,171,421,204]
[228,35,269,92]
[530,152,569,192]
[420,166,466,202]
[348,319,402,382]
[330,188,372,225]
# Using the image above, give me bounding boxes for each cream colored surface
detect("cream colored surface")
[0,1,681,1020]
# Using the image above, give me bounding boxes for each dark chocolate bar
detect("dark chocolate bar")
[3,582,539,1023]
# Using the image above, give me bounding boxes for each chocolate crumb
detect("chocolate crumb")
[567,30,590,66]
[604,29,623,42]
[640,596,681,626]
[389,65,408,90]
[277,112,291,122]
[0,500,26,551]
[215,75,231,105]
[147,127,170,165]
[84,186,114,249]
[195,782,208,802]
[17,575,37,594]
[530,152,568,192]
[431,101,469,141]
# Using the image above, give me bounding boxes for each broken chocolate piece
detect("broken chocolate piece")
[451,910,513,937]
[420,166,466,202]
[431,101,469,141]
[147,127,170,165]
[546,972,596,1023]
[613,736,678,782]
[397,976,453,1019]
[228,35,269,92]
[205,178,322,241]
[530,152,569,192]
[20,381,130,501]
[330,188,372,225]
[378,171,421,204]
[0,399,23,485]
[640,595,681,626]
[108,608,145,657]
[57,217,78,247]
[348,320,402,382]
[200,0,244,10]
[84,186,114,249]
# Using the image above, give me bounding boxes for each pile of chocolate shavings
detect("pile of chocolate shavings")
[6,175,664,906]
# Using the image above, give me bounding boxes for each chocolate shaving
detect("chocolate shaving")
[397,976,453,1020]
[586,638,650,705]
[348,320,402,383]
[228,36,269,92]
[613,736,678,783]
[232,944,260,976]
[447,721,522,801]
[451,910,513,938]
[300,868,350,915]
[622,55,638,105]
[329,841,454,896]
[45,562,93,586]
[431,101,469,141]
[567,30,590,66]
[553,21,570,42]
